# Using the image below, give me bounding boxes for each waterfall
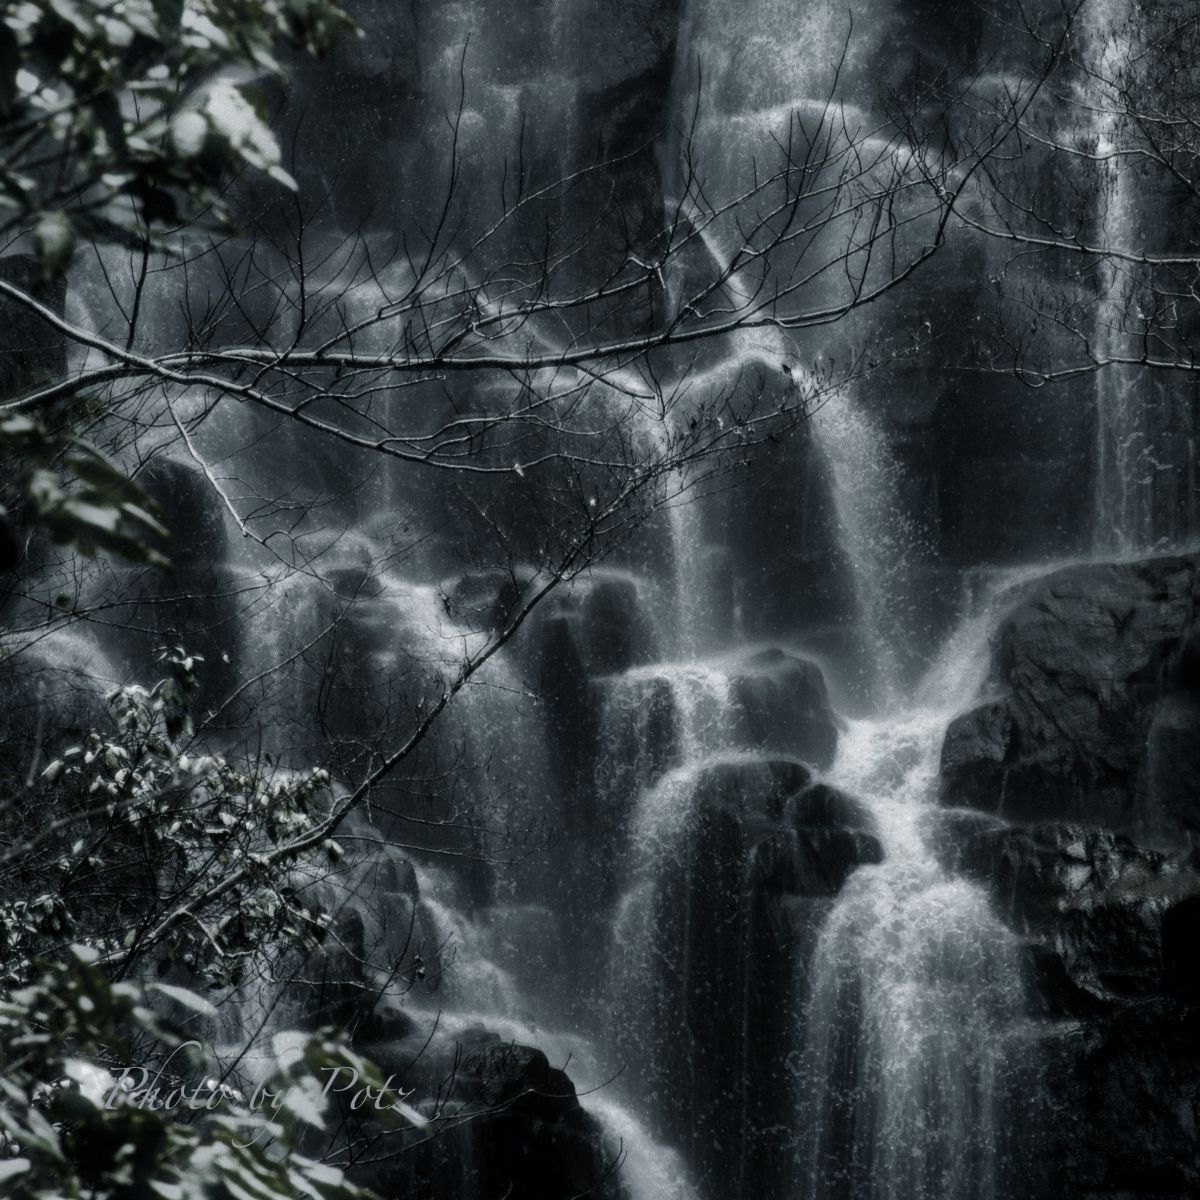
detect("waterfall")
[1090,0,1153,557]
[793,581,1036,1200]
[587,1097,700,1200]
[811,391,924,707]
[586,7,1045,1198]
[23,4,1191,1198]
[668,492,712,660]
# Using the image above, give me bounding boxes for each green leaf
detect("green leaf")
[48,0,96,37]
[0,1158,31,1183]
[0,415,173,566]
[170,109,208,158]
[33,211,74,275]
[150,982,219,1019]
[280,1075,326,1129]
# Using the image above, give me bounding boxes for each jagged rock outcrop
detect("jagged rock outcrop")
[938,835,1200,1200]
[938,819,1199,1006]
[937,553,1200,1198]
[941,554,1200,842]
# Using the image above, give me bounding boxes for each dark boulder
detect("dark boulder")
[1039,1002,1200,1199]
[595,671,678,793]
[592,648,838,857]
[519,572,657,682]
[1163,894,1200,1002]
[690,756,813,825]
[139,457,228,575]
[948,822,1167,934]
[940,554,1200,842]
[326,564,387,601]
[933,552,1200,1183]
[729,647,839,768]
[788,782,883,897]
[377,1030,624,1200]
[792,780,875,831]
[580,577,655,674]
[442,569,528,632]
[943,817,1200,1007]
[937,812,1200,1193]
[537,613,599,821]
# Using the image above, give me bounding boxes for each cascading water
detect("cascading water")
[793,586,1041,1200]
[1090,0,1153,558]
[20,4,1197,1199]
[811,391,926,707]
[588,3,1048,1195]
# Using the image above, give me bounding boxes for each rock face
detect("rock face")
[730,648,840,765]
[941,554,1200,842]
[616,757,880,1200]
[1042,1003,1200,1199]
[382,1032,625,1200]
[588,644,840,875]
[937,553,1200,1198]
[940,819,1192,1006]
[597,647,839,790]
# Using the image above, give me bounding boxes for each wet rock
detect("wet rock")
[443,569,526,632]
[648,759,807,1198]
[522,572,657,681]
[352,1001,417,1048]
[286,845,424,1034]
[787,782,883,896]
[1040,1002,1200,1199]
[139,457,229,574]
[326,564,387,601]
[729,647,839,768]
[592,648,837,855]
[1024,943,1108,1020]
[950,823,1168,934]
[793,828,884,898]
[691,756,812,823]
[590,671,679,896]
[940,699,1013,794]
[925,805,1009,867]
[1144,687,1200,838]
[945,817,1200,1007]
[935,820,1200,1192]
[940,554,1200,842]
[1055,896,1171,1002]
[537,613,597,801]
[792,780,875,831]
[722,422,860,656]
[580,577,655,673]
[619,674,677,778]
[940,811,1200,1196]
[933,554,1200,1180]
[1163,894,1200,1002]
[382,1030,624,1200]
